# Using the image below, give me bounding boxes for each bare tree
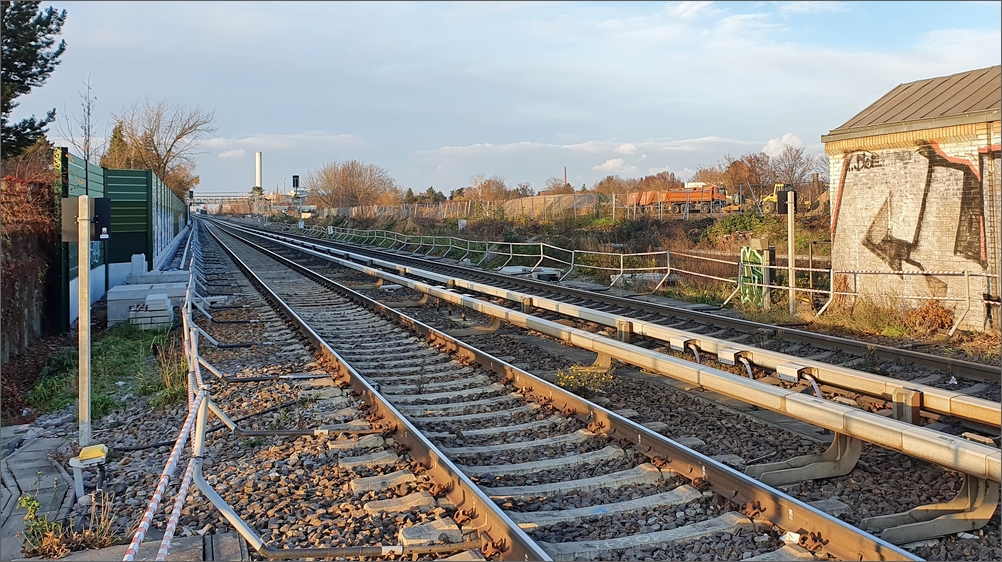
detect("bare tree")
[770,145,813,186]
[543,176,573,194]
[113,98,216,197]
[592,175,638,196]
[638,171,684,191]
[813,153,830,184]
[305,159,399,209]
[56,75,102,163]
[690,163,725,185]
[466,173,512,214]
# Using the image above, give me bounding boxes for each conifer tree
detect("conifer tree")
[1,1,66,157]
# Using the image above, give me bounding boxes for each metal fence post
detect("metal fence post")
[560,250,577,281]
[77,195,92,448]
[948,270,972,336]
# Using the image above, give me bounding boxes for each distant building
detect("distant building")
[822,65,1000,330]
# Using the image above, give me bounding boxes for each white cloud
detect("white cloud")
[762,133,803,157]
[640,154,647,160]
[218,148,246,160]
[206,131,365,152]
[614,143,637,155]
[778,1,850,15]
[593,158,637,173]
[648,166,672,174]
[423,140,609,157]
[666,1,718,21]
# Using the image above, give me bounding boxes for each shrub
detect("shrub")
[903,300,954,337]
[703,213,782,245]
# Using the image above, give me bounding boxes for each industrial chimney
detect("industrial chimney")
[255,152,263,189]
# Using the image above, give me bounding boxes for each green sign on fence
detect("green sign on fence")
[739,246,766,307]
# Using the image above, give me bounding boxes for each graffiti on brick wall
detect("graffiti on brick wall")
[832,140,986,275]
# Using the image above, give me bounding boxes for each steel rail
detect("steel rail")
[206,220,919,562]
[249,220,997,382]
[221,220,1000,431]
[202,223,551,562]
[209,220,1002,486]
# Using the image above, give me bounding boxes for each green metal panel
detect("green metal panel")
[87,161,104,197]
[147,171,154,271]
[106,169,151,264]
[55,148,70,331]
[108,232,148,264]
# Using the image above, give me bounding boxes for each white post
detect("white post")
[788,191,797,315]
[255,152,262,189]
[77,195,92,448]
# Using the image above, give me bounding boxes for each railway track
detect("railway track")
[226,220,1000,439]
[194,219,940,560]
[251,221,998,384]
[176,225,542,560]
[203,219,1001,553]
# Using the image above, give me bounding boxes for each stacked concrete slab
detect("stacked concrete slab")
[106,253,190,326]
[129,294,175,330]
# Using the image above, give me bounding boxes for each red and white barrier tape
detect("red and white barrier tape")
[155,458,196,561]
[672,252,740,266]
[834,269,983,276]
[122,391,203,561]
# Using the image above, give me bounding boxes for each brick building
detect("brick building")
[822,66,1001,331]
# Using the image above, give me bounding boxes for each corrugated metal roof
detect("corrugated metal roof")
[832,65,1000,132]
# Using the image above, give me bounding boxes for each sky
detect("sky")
[13,1,1002,195]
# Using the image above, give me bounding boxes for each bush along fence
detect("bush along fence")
[265,222,1001,333]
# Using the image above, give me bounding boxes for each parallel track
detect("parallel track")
[255,221,998,384]
[218,220,1001,443]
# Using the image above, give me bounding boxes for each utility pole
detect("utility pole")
[787,190,797,315]
[564,166,567,188]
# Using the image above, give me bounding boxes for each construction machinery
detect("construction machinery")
[761,183,793,214]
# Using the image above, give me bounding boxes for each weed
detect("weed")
[953,330,1002,363]
[858,347,880,373]
[703,213,783,245]
[741,307,803,326]
[66,492,119,551]
[91,394,116,419]
[137,332,188,409]
[242,437,264,448]
[17,472,67,558]
[556,364,614,398]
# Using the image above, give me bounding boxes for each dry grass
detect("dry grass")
[950,330,1002,364]
[808,296,911,338]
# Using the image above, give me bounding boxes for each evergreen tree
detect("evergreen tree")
[1,1,67,157]
[403,188,415,204]
[100,122,133,169]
